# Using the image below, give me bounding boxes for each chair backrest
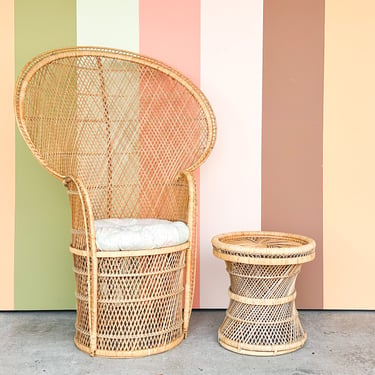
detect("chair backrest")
[15,47,216,219]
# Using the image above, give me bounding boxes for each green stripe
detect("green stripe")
[14,0,76,309]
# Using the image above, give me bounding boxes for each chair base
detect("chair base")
[74,334,184,358]
[71,244,188,357]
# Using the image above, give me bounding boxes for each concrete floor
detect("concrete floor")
[0,310,374,375]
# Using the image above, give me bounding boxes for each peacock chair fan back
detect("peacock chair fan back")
[15,47,216,221]
[14,47,216,357]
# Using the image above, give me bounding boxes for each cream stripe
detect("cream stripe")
[0,0,15,309]
[76,0,139,52]
[200,0,263,308]
[324,0,375,308]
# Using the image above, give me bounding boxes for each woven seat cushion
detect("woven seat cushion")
[94,218,189,251]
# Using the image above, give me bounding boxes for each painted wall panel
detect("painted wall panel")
[323,0,375,309]
[139,0,200,84]
[0,0,15,310]
[200,0,263,307]
[139,0,201,307]
[76,0,139,52]
[14,0,76,309]
[262,0,324,309]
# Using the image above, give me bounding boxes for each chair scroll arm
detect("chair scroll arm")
[63,175,98,356]
[63,176,97,254]
[179,170,197,337]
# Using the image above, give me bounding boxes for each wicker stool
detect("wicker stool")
[212,231,315,356]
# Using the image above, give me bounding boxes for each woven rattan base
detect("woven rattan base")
[74,334,184,358]
[71,245,187,357]
[212,231,315,356]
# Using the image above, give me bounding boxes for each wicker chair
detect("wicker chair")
[14,47,216,357]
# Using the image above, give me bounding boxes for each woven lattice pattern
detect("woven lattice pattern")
[213,231,315,356]
[15,47,216,357]
[16,51,213,220]
[220,262,305,352]
[95,250,185,353]
[227,263,300,299]
[72,254,90,349]
[220,301,304,347]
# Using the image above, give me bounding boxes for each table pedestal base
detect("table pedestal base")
[218,261,306,356]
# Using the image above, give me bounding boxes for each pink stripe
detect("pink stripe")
[200,0,263,308]
[139,0,201,307]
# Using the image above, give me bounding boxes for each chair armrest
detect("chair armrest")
[63,176,98,354]
[177,171,196,228]
[63,176,97,254]
[156,171,196,224]
[178,171,198,336]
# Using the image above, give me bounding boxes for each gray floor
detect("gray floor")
[0,310,374,375]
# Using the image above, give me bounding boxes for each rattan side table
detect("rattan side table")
[212,231,315,356]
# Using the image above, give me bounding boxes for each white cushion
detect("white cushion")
[94,218,189,251]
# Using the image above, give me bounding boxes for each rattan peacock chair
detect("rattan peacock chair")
[14,46,216,357]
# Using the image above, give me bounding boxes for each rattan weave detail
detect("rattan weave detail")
[14,46,216,357]
[212,231,315,265]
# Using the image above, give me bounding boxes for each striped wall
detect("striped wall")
[1,0,374,310]
[262,0,324,309]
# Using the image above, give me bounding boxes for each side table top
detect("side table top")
[212,231,315,265]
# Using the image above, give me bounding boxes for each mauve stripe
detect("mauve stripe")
[262,0,324,308]
[139,0,201,307]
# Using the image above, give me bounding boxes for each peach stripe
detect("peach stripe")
[0,0,15,309]
[139,0,201,307]
[324,0,375,309]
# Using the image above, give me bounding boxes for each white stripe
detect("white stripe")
[200,0,263,307]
